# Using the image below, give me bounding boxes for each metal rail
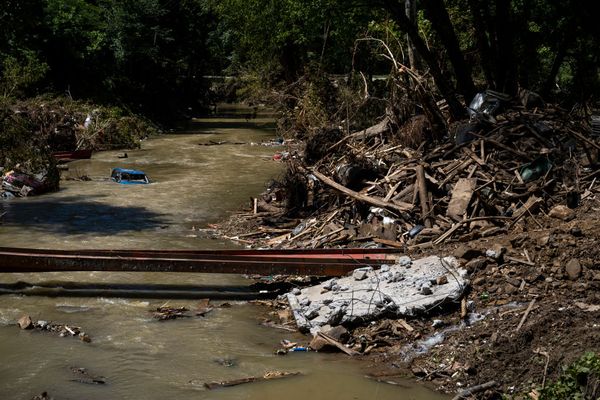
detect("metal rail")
[0,247,403,276]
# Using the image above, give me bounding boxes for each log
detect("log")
[311,169,412,212]
[451,380,497,400]
[204,371,301,390]
[415,165,432,227]
[350,118,390,140]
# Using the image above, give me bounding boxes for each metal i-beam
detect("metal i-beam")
[0,247,403,276]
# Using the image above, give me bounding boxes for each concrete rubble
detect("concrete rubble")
[286,255,468,334]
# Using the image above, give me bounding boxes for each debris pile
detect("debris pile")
[221,102,599,249]
[2,169,53,197]
[151,299,214,320]
[17,315,91,342]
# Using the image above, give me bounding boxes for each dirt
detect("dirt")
[361,201,600,398]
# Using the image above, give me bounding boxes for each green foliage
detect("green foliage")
[214,0,381,80]
[0,51,48,98]
[542,352,600,400]
[44,0,106,55]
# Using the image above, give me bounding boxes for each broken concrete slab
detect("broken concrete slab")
[286,255,467,334]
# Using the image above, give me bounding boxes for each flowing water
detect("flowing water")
[0,106,447,400]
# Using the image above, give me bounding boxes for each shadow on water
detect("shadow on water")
[181,120,277,131]
[0,281,285,299]
[1,195,167,234]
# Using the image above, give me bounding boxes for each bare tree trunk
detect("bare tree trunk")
[542,42,568,96]
[466,0,495,88]
[405,0,420,70]
[494,0,517,95]
[421,0,477,101]
[382,0,467,120]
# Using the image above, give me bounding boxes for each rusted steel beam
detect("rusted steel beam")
[0,247,403,276]
[0,247,401,260]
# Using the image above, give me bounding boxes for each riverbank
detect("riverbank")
[214,100,600,398]
[0,95,158,199]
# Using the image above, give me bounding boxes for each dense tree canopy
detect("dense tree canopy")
[0,0,598,121]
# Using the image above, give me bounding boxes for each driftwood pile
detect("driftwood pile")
[235,104,599,249]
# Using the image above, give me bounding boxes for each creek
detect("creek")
[0,105,446,400]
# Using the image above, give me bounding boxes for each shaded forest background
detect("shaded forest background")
[0,0,598,123]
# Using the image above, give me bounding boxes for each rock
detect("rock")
[420,283,433,295]
[388,271,405,283]
[464,258,486,273]
[548,205,575,221]
[504,283,518,295]
[453,246,483,260]
[570,227,583,237]
[299,297,311,306]
[432,319,444,328]
[436,275,448,285]
[485,249,497,258]
[506,277,521,287]
[565,259,582,280]
[322,279,337,290]
[538,235,551,246]
[309,334,330,351]
[323,325,349,342]
[291,287,301,295]
[327,306,345,325]
[380,265,391,272]
[18,315,33,330]
[305,306,320,319]
[485,244,506,261]
[397,256,412,267]
[353,269,368,281]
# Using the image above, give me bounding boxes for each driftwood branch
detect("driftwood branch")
[451,380,497,400]
[311,169,412,212]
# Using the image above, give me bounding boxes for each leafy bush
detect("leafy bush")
[542,352,600,400]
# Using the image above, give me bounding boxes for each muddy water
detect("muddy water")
[0,106,447,400]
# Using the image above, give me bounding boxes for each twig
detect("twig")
[533,348,550,389]
[516,298,537,332]
[433,216,513,244]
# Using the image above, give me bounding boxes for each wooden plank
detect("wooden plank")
[446,178,477,222]
[416,165,432,228]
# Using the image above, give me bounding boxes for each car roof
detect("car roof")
[112,168,146,175]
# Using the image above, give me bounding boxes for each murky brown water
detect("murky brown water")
[0,106,447,400]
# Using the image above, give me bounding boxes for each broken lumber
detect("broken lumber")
[311,169,412,212]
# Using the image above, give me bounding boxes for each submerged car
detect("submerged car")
[110,168,150,184]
